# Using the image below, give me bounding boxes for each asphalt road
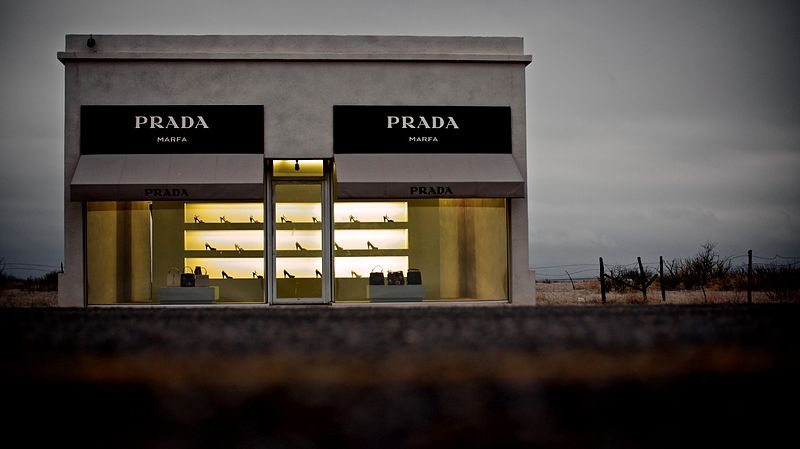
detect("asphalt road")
[2,304,798,449]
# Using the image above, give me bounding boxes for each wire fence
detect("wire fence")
[534,253,800,281]
[0,260,61,292]
[535,250,800,304]
[2,262,62,274]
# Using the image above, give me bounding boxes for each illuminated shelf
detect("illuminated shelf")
[332,202,410,282]
[334,202,408,223]
[182,202,412,285]
[185,250,264,258]
[276,223,323,231]
[185,202,263,225]
[185,219,264,256]
[334,222,407,230]
[184,204,265,285]
[185,257,265,280]
[185,223,264,231]
[334,249,408,257]
[276,250,323,258]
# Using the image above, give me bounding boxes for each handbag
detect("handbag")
[369,266,385,285]
[407,268,422,285]
[387,270,405,285]
[180,266,196,287]
[194,266,209,287]
[166,267,181,287]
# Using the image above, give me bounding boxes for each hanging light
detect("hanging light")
[294,160,300,171]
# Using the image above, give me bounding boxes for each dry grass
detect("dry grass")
[0,289,58,307]
[0,284,789,307]
[535,279,778,305]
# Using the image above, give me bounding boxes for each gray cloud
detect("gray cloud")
[1,0,798,278]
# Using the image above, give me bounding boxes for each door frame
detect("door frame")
[268,160,332,305]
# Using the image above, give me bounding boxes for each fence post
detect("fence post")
[637,257,648,302]
[599,257,606,304]
[747,249,753,304]
[660,256,666,302]
[565,270,576,290]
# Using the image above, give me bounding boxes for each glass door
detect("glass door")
[271,181,331,304]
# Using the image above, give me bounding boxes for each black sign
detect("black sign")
[333,105,511,154]
[80,105,263,155]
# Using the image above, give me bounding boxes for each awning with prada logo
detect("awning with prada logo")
[334,154,525,199]
[70,154,263,201]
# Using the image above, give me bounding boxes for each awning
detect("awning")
[334,154,525,199]
[70,154,263,201]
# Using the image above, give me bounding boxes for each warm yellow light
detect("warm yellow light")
[277,258,324,279]
[334,202,407,223]
[185,230,264,251]
[334,229,407,250]
[273,159,324,177]
[334,256,408,278]
[185,258,264,279]
[276,202,322,223]
[185,203,263,224]
[276,230,322,251]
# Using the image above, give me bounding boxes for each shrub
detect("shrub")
[753,264,800,301]
[604,264,656,293]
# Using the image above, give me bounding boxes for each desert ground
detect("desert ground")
[2,289,797,449]
[535,280,775,305]
[0,289,57,307]
[0,281,780,308]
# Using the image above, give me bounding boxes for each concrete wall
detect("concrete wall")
[58,35,534,306]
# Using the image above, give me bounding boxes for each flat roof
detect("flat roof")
[58,34,533,65]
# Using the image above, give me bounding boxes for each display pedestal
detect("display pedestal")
[158,286,219,304]
[368,285,425,302]
[277,278,323,299]
[335,278,368,300]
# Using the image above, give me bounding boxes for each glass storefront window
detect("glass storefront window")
[86,201,265,305]
[333,198,508,302]
[86,201,152,304]
[85,191,507,303]
[274,183,325,300]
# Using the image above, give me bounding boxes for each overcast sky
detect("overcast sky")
[1,0,798,279]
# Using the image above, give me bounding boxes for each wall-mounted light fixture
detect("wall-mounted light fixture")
[87,34,96,48]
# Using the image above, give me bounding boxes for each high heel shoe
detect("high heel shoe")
[334,242,343,251]
[367,241,379,250]
[222,270,233,279]
[220,216,230,223]
[205,242,217,251]
[349,215,360,223]
[295,242,307,251]
[383,214,394,223]
[351,270,362,278]
[193,215,204,223]
[252,271,263,279]
[283,269,295,279]
[249,215,260,224]
[281,215,292,223]
[234,243,244,252]
[315,269,323,278]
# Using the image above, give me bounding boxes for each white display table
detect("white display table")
[158,286,219,304]
[368,285,425,303]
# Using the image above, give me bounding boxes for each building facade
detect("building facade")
[57,35,535,306]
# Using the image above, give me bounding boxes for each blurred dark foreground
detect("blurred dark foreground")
[2,304,798,449]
